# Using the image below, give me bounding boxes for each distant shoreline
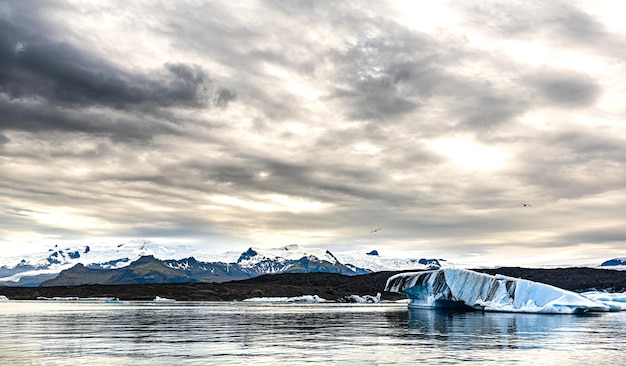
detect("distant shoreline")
[1,268,625,301]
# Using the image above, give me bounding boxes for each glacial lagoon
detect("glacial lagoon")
[1,301,625,365]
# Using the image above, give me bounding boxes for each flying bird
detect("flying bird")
[370,227,382,233]
[520,203,532,207]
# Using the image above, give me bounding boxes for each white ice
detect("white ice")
[243,295,326,303]
[153,296,175,302]
[340,293,381,303]
[0,295,8,301]
[385,268,616,314]
[581,291,626,311]
[35,296,119,301]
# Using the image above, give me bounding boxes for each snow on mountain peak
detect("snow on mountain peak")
[237,248,259,263]
[332,251,446,272]
[235,245,341,267]
[278,244,300,251]
[601,258,626,267]
[2,239,623,287]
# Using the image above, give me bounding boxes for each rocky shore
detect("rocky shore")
[1,267,625,301]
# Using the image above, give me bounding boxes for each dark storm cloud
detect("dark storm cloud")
[0,16,235,140]
[0,26,232,109]
[0,97,181,141]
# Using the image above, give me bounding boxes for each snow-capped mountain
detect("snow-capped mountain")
[235,245,351,275]
[333,249,445,272]
[41,249,372,287]
[0,240,196,268]
[0,241,380,286]
[0,240,206,285]
[601,258,626,267]
[2,241,623,287]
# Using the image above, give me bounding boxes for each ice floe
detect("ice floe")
[580,291,626,311]
[243,295,326,303]
[35,296,120,301]
[336,293,381,303]
[153,296,175,302]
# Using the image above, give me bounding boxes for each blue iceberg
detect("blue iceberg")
[385,268,617,314]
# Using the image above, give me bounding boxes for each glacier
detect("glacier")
[385,268,618,314]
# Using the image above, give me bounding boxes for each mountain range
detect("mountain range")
[1,241,622,287]
[0,241,445,286]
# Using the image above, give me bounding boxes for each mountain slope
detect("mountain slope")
[41,250,372,286]
[3,240,623,287]
[41,256,198,286]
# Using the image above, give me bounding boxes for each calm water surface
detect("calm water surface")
[1,301,625,365]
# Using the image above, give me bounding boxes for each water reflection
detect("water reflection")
[1,301,625,365]
[387,308,623,356]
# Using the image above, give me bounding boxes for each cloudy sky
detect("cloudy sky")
[1,0,626,266]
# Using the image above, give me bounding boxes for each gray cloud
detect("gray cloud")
[1,1,625,266]
[0,19,234,110]
[525,69,600,107]
[457,0,626,57]
[328,34,440,120]
[0,10,236,147]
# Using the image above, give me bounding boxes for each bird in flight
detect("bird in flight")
[520,203,532,207]
[370,227,382,233]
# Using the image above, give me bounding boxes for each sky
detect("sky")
[1,0,626,266]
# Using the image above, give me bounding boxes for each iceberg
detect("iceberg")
[385,268,613,314]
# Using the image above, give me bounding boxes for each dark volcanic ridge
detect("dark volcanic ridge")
[1,267,625,301]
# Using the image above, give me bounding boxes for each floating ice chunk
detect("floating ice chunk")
[385,268,613,314]
[35,296,119,301]
[153,296,175,302]
[580,291,626,311]
[337,293,381,303]
[243,295,326,303]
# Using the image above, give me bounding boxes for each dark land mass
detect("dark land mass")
[478,267,626,292]
[1,267,625,301]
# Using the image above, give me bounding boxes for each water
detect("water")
[1,301,625,365]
